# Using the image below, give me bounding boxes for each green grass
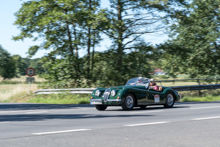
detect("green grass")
[181,95,220,102]
[4,93,91,104]
[27,93,90,104]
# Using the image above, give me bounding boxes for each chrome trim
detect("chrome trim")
[125,95,134,108]
[107,99,121,102]
[90,99,121,104]
[167,94,174,106]
[104,89,111,102]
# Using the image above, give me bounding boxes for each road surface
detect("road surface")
[0,102,220,147]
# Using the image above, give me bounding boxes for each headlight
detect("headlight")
[95,90,101,96]
[111,90,116,96]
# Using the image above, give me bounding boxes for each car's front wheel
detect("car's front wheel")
[122,94,135,110]
[95,105,107,111]
[164,93,175,108]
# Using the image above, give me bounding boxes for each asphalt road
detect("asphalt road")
[0,102,220,147]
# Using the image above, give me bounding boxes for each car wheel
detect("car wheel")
[122,94,135,110]
[95,105,107,111]
[164,93,175,108]
[140,105,147,109]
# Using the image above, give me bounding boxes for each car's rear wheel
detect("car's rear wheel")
[122,94,135,110]
[95,105,107,111]
[164,93,175,108]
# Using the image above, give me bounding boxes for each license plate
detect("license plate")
[90,101,102,105]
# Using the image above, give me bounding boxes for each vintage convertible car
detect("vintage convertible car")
[90,77,180,111]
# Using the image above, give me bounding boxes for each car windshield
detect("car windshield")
[125,77,149,86]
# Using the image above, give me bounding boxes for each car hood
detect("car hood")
[108,85,146,90]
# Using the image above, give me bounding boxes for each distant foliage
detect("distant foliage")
[13,0,204,88]
[0,45,16,79]
[12,55,45,76]
[160,0,220,78]
[0,47,45,79]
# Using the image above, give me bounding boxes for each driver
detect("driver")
[149,79,162,91]
[137,78,143,85]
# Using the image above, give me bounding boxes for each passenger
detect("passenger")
[149,79,162,91]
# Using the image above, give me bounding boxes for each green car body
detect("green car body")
[90,77,180,110]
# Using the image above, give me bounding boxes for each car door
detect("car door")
[147,90,164,104]
[136,89,149,105]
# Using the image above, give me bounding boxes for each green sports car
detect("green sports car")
[90,77,180,111]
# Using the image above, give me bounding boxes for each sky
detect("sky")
[0,0,168,59]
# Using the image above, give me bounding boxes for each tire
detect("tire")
[140,105,147,109]
[122,93,135,110]
[164,93,175,108]
[95,105,107,111]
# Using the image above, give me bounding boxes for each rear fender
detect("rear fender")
[163,88,179,101]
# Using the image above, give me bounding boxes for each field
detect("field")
[0,84,38,101]
[0,75,219,103]
[0,76,41,101]
[0,76,45,82]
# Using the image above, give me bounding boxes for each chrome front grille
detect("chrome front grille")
[103,89,111,102]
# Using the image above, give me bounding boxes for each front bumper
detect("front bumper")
[90,99,121,105]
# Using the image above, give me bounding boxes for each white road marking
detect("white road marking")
[0,122,9,124]
[129,110,164,114]
[0,110,36,114]
[79,108,91,111]
[192,116,220,121]
[0,110,48,114]
[32,129,91,135]
[26,111,48,114]
[190,106,220,110]
[124,121,169,127]
[0,110,27,114]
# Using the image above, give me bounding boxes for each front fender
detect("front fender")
[91,88,106,98]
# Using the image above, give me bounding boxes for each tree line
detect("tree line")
[0,45,44,79]
[6,0,220,87]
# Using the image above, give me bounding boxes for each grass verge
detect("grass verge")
[4,92,220,104]
[0,84,38,101]
[181,95,220,102]
[27,93,90,104]
[2,93,91,104]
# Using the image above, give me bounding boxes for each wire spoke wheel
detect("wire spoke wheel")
[122,94,135,110]
[125,96,134,108]
[164,93,175,108]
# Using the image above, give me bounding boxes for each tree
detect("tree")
[161,0,220,78]
[0,46,16,79]
[13,0,104,87]
[76,0,104,84]
[29,58,45,75]
[98,0,185,85]
[12,55,29,76]
[89,42,156,87]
